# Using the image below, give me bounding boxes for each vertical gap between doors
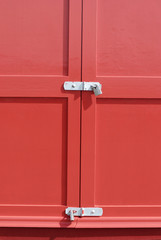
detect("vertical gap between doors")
[79,0,83,208]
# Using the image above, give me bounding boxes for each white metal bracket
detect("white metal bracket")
[65,207,103,221]
[64,82,102,96]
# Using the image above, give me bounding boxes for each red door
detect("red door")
[80,0,161,228]
[0,0,82,227]
[1,0,161,229]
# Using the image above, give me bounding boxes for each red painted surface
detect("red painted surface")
[0,0,161,232]
[0,0,82,228]
[81,0,161,228]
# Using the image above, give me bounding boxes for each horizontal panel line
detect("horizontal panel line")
[0,204,66,207]
[0,217,161,228]
[97,76,161,78]
[0,75,68,78]
[95,205,161,208]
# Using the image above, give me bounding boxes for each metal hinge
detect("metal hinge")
[65,207,103,221]
[64,82,102,96]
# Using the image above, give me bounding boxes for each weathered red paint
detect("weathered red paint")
[0,0,161,234]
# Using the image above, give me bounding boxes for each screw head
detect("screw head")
[91,210,95,214]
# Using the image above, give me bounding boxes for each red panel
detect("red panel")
[96,99,161,205]
[0,0,82,228]
[0,98,67,205]
[97,0,161,76]
[0,0,69,75]
[81,0,161,228]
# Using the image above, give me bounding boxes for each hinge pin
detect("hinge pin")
[69,210,74,221]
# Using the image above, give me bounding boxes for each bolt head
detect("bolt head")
[91,210,95,214]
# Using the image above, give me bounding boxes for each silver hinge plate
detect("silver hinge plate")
[65,207,103,221]
[64,82,102,96]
